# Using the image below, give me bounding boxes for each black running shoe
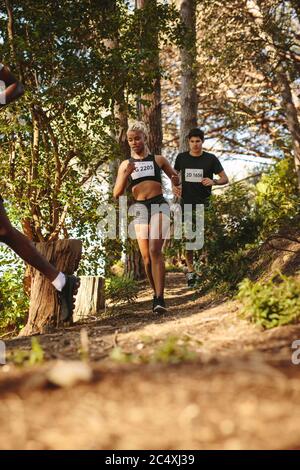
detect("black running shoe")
[186,272,196,287]
[152,294,157,312]
[153,296,167,314]
[58,274,80,323]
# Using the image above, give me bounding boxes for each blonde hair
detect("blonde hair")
[127,121,149,141]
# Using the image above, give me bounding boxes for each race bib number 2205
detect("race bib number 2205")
[131,161,155,180]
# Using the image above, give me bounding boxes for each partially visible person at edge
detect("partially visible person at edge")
[0,63,80,322]
[113,121,180,314]
[172,128,229,287]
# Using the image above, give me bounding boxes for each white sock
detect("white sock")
[52,272,66,291]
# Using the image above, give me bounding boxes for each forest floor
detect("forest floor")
[1,267,300,450]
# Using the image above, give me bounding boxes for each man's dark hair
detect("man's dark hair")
[187,128,204,141]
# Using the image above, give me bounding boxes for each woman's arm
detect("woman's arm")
[113,160,135,198]
[0,65,24,108]
[156,155,180,186]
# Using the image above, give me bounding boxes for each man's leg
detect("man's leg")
[185,250,198,287]
[0,200,79,320]
[0,200,59,281]
[183,205,198,287]
[185,250,194,273]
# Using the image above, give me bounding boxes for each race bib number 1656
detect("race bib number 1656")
[185,168,203,182]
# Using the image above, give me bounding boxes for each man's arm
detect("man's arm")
[202,171,229,187]
[0,64,24,108]
[213,170,229,186]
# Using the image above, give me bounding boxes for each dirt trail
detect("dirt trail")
[1,272,300,450]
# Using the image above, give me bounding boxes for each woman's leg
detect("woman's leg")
[149,212,170,298]
[134,223,155,293]
[0,201,59,281]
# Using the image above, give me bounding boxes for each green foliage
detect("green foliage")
[255,158,299,238]
[237,273,300,329]
[0,0,182,284]
[105,275,139,306]
[152,335,197,364]
[29,337,45,365]
[0,250,29,332]
[78,328,89,362]
[109,346,138,364]
[190,160,299,294]
[8,337,44,366]
[193,183,261,293]
[110,335,198,365]
[194,0,299,161]
[165,261,183,273]
[0,0,298,334]
[205,183,260,253]
[195,245,256,294]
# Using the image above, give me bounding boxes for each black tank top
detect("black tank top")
[128,154,162,188]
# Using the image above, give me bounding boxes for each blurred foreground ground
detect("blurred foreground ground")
[1,272,300,450]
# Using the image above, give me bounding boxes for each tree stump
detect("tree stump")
[73,276,105,322]
[19,239,82,336]
[125,240,146,280]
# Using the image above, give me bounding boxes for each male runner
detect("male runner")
[173,128,228,287]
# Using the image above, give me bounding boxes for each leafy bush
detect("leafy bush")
[196,245,256,294]
[0,264,29,332]
[255,158,299,238]
[191,160,299,294]
[192,183,261,293]
[205,183,260,254]
[105,275,139,306]
[237,273,300,329]
[165,260,184,273]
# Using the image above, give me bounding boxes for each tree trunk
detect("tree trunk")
[105,96,128,277]
[19,239,82,336]
[123,0,161,281]
[279,71,300,192]
[177,0,198,152]
[103,24,131,277]
[73,276,105,321]
[136,0,163,155]
[141,78,162,155]
[125,239,146,280]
